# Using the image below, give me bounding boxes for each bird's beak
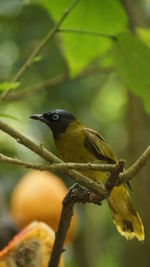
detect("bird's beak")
[30,114,46,123]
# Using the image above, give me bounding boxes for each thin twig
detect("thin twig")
[1,0,80,101]
[48,183,103,267]
[0,145,150,186]
[0,120,59,163]
[119,145,150,184]
[0,153,117,172]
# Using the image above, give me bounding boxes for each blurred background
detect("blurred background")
[0,0,150,266]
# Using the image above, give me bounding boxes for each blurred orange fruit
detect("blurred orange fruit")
[0,221,64,267]
[10,171,78,244]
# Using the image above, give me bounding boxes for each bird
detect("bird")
[30,109,144,241]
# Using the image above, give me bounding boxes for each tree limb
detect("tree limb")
[48,145,150,267]
[0,139,150,187]
[0,153,118,172]
[48,183,103,267]
[119,145,150,184]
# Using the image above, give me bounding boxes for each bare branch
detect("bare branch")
[0,153,117,172]
[0,120,59,163]
[1,0,79,101]
[48,183,103,267]
[1,143,150,187]
[119,145,150,183]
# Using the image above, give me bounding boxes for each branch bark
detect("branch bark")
[0,153,117,172]
[119,145,150,184]
[0,143,150,186]
[48,145,150,267]
[48,183,103,267]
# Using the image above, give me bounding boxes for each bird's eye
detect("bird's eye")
[52,114,60,121]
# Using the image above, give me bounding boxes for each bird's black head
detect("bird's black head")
[30,109,76,139]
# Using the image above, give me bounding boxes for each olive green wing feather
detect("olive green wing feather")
[84,128,117,164]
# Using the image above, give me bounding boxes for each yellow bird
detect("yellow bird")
[31,109,144,241]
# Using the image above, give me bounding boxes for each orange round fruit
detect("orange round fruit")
[10,171,78,244]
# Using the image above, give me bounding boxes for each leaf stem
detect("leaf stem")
[58,28,116,40]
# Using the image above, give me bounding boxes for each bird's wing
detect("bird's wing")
[84,128,117,164]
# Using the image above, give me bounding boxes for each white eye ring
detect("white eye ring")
[52,114,60,121]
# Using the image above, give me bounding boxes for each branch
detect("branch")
[1,0,79,101]
[119,145,150,184]
[48,183,103,267]
[48,146,150,267]
[1,141,150,187]
[0,119,107,195]
[0,153,118,172]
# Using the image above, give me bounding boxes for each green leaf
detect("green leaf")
[0,82,20,91]
[32,0,128,75]
[0,113,20,121]
[113,31,150,113]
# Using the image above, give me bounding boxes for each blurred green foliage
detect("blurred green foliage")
[34,0,127,75]
[0,0,150,267]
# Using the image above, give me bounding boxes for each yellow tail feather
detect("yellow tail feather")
[108,184,144,241]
